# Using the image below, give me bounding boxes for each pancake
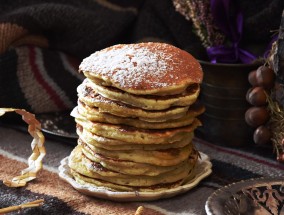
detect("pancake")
[86,79,200,110]
[69,145,192,186]
[75,100,204,129]
[77,83,189,122]
[71,169,184,192]
[79,42,203,96]
[74,116,201,144]
[67,42,204,194]
[80,144,198,176]
[77,126,194,150]
[79,139,193,166]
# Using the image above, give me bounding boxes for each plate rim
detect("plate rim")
[205,176,284,215]
[58,152,212,201]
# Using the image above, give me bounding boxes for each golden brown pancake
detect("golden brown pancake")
[71,169,184,192]
[85,79,200,110]
[77,83,189,122]
[77,126,194,150]
[74,115,201,144]
[79,139,193,166]
[67,42,204,194]
[79,42,203,96]
[80,144,199,176]
[74,100,204,129]
[69,145,193,186]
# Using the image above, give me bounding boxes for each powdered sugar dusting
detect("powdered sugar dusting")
[80,43,202,90]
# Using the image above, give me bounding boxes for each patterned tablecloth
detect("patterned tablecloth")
[0,126,283,215]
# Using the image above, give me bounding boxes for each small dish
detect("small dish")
[37,111,78,139]
[58,152,212,202]
[205,177,284,215]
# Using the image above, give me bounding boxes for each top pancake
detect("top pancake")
[79,42,203,95]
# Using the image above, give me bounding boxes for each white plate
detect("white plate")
[58,152,212,202]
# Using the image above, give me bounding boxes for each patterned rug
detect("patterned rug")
[0,150,164,215]
[0,126,283,215]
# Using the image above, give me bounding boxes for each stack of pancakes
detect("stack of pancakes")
[69,42,204,192]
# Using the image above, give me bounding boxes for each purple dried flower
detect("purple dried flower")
[173,0,225,47]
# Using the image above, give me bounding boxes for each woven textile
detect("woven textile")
[0,126,283,214]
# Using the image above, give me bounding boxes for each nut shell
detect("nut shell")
[245,107,270,127]
[247,87,267,106]
[248,70,258,86]
[255,66,275,89]
[253,125,272,145]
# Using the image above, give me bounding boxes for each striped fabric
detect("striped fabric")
[1,46,82,113]
[194,138,284,182]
